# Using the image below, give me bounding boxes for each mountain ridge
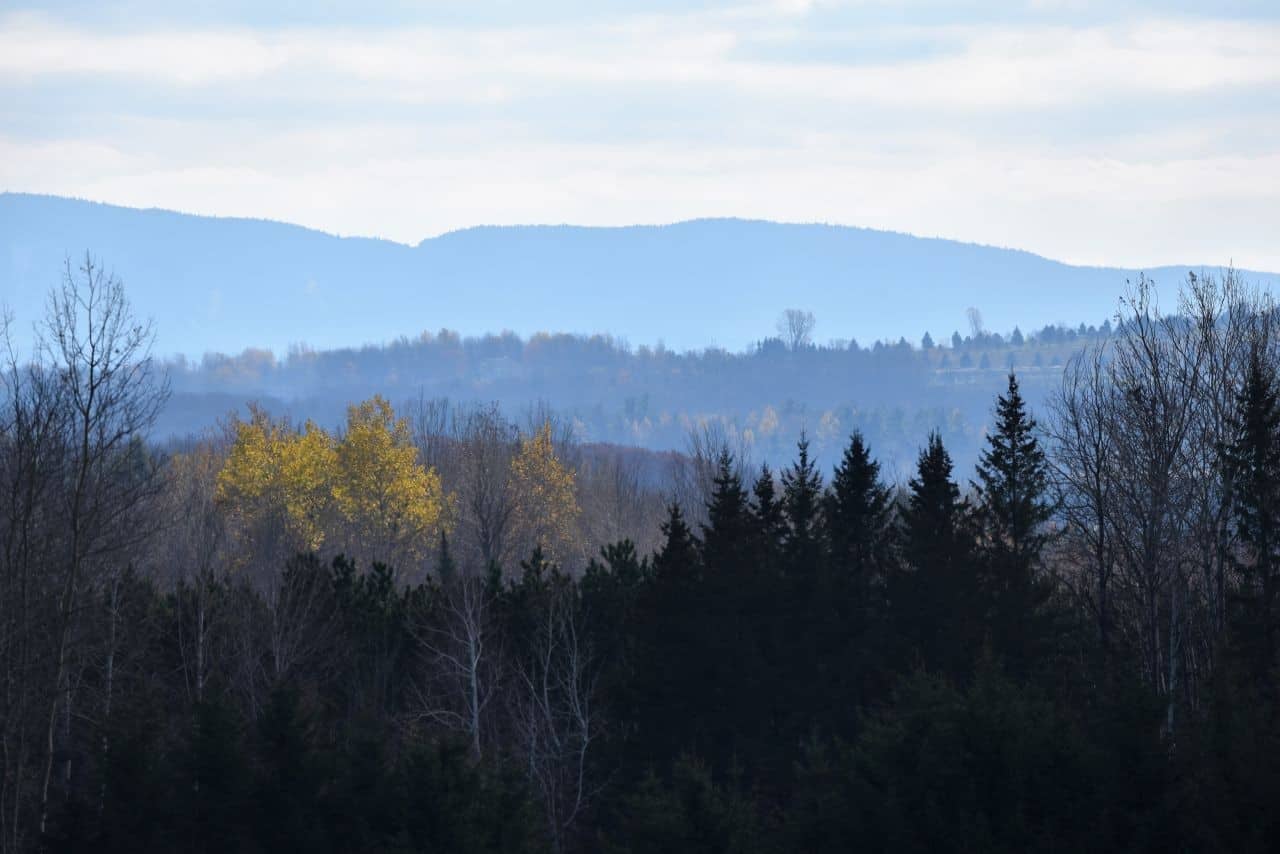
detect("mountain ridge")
[3,192,1276,359]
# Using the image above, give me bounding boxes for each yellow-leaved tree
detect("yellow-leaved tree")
[216,405,336,554]
[215,398,447,570]
[509,421,580,565]
[333,395,448,564]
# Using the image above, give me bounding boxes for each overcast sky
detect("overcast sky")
[2,1,1278,269]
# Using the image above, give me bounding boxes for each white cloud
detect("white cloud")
[4,12,1277,106]
[0,4,1277,270]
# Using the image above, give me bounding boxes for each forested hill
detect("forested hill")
[5,192,1275,359]
[162,321,1108,479]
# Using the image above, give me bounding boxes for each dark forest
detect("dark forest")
[3,260,1280,854]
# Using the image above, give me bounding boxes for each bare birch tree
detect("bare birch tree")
[409,572,499,762]
[512,579,601,854]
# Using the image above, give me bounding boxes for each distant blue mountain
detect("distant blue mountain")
[3,193,1275,358]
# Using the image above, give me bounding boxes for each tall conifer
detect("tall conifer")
[826,431,892,582]
[702,450,752,574]
[781,434,824,574]
[899,432,976,678]
[752,463,787,562]
[972,373,1054,670]
[1223,350,1280,686]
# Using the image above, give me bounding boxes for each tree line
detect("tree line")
[158,302,1116,478]
[2,259,1279,852]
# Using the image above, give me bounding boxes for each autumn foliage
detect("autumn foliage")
[510,422,581,563]
[216,396,448,567]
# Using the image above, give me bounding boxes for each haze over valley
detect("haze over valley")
[6,192,1276,476]
[7,192,1274,359]
[5,2,1280,852]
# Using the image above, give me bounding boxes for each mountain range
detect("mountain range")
[3,192,1276,359]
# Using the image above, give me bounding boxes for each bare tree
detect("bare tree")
[159,442,229,706]
[1046,272,1280,732]
[1049,344,1120,655]
[512,580,601,854]
[0,309,68,852]
[672,420,751,530]
[576,447,664,556]
[967,306,985,339]
[406,393,453,475]
[265,554,337,687]
[36,254,169,833]
[409,572,499,762]
[456,405,519,570]
[777,309,816,351]
[1178,270,1273,645]
[524,401,578,462]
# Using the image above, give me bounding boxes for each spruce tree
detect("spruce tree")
[752,462,787,561]
[435,529,457,584]
[634,503,702,766]
[825,431,892,582]
[1223,350,1280,687]
[806,432,894,732]
[901,432,966,572]
[701,449,753,574]
[701,450,779,770]
[899,432,976,678]
[974,373,1051,578]
[654,502,700,583]
[781,433,825,573]
[972,373,1054,670]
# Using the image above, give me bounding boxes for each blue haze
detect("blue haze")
[4,193,1275,361]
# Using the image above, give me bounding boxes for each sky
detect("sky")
[2,0,1278,270]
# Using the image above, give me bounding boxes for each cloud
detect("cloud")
[4,12,1278,107]
[0,2,1277,270]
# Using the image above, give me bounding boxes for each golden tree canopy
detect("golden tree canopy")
[215,398,447,563]
[216,406,335,552]
[509,421,580,564]
[333,395,448,562]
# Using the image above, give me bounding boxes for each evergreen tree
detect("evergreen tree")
[518,541,556,588]
[972,373,1055,671]
[596,538,648,587]
[781,434,824,573]
[609,758,764,854]
[633,504,704,767]
[796,432,895,736]
[898,432,977,678]
[436,529,457,584]
[700,450,782,772]
[901,432,967,573]
[825,431,892,583]
[701,450,752,574]
[751,463,786,562]
[582,539,649,743]
[974,374,1051,575]
[253,687,327,853]
[654,502,699,582]
[178,701,252,854]
[1223,350,1280,688]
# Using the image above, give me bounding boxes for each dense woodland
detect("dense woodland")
[3,259,1280,853]
[161,304,1116,477]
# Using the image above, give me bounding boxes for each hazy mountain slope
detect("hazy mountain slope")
[3,192,1276,358]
